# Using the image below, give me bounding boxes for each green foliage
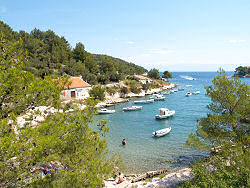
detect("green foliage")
[0,34,61,118]
[187,70,249,148]
[0,21,19,41]
[127,75,140,81]
[162,70,173,80]
[93,54,147,76]
[106,86,119,96]
[234,66,249,77]
[89,86,106,101]
[142,83,150,91]
[180,143,250,187]
[148,83,161,89]
[124,80,142,94]
[184,69,250,187]
[120,86,129,95]
[130,85,141,94]
[72,42,85,63]
[0,21,147,84]
[0,36,120,187]
[124,79,139,86]
[148,68,160,79]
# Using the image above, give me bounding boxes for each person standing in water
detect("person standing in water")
[122,139,126,145]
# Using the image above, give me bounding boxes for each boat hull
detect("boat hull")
[154,97,165,101]
[134,99,154,104]
[97,109,115,114]
[192,91,200,94]
[153,127,171,137]
[155,111,175,119]
[123,106,143,111]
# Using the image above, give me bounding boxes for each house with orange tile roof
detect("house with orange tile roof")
[60,77,91,100]
[134,75,152,84]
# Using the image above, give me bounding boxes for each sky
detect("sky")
[0,0,250,71]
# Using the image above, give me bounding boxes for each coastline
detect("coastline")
[104,167,193,188]
[97,83,177,108]
[96,82,194,187]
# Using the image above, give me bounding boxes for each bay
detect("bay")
[91,72,248,173]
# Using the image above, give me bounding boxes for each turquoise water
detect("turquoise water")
[92,72,247,173]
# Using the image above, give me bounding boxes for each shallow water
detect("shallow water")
[91,72,248,173]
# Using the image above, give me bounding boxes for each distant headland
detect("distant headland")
[234,66,250,78]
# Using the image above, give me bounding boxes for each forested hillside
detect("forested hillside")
[0,21,147,84]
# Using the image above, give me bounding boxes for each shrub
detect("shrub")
[106,86,118,95]
[89,86,105,101]
[120,86,129,94]
[130,85,141,94]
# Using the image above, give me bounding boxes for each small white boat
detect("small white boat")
[153,127,171,137]
[185,92,192,96]
[173,89,178,92]
[155,108,175,119]
[150,94,166,101]
[185,85,192,87]
[134,99,154,104]
[169,90,174,94]
[192,91,200,94]
[122,106,143,111]
[97,108,115,114]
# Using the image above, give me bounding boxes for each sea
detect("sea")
[91,72,249,174]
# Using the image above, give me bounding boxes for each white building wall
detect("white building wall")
[60,87,91,100]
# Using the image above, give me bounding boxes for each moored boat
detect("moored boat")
[122,106,143,111]
[185,85,192,87]
[185,92,192,96]
[153,127,171,137]
[192,91,200,94]
[134,99,154,104]
[150,94,166,101]
[97,108,115,114]
[178,88,184,91]
[155,108,175,119]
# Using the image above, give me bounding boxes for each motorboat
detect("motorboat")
[169,90,174,94]
[122,106,143,111]
[155,108,175,119]
[185,92,192,96]
[153,127,171,137]
[150,94,166,101]
[192,91,200,94]
[173,89,178,92]
[134,99,154,104]
[97,108,115,114]
[185,85,192,87]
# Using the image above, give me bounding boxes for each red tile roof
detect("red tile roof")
[64,77,91,89]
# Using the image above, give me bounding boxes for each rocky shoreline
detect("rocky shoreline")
[97,83,177,108]
[104,168,194,188]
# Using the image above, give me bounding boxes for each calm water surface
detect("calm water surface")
[91,72,248,173]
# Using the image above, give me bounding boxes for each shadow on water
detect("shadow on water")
[155,116,175,121]
[152,133,171,139]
